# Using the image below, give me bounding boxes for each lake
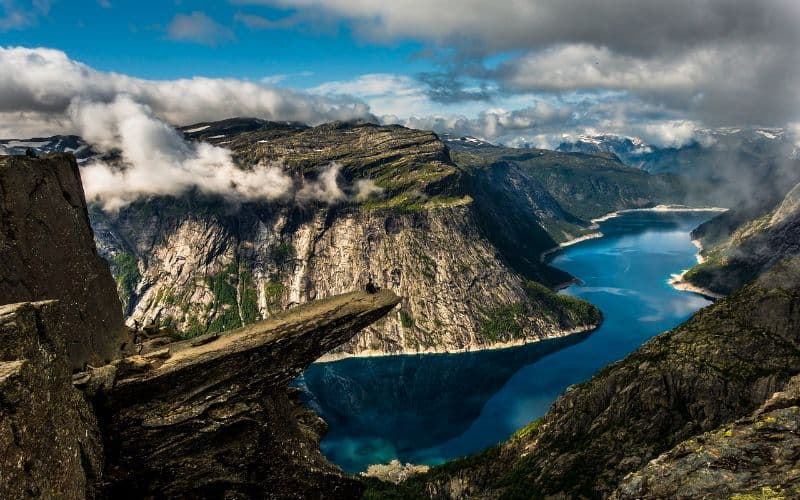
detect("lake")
[296,211,717,473]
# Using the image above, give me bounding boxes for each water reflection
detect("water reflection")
[297,332,591,471]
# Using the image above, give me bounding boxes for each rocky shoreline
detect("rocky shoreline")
[667,237,726,299]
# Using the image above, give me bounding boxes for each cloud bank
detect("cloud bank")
[0,46,374,138]
[0,47,385,209]
[242,0,800,129]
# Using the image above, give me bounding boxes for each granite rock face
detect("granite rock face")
[0,301,103,499]
[613,373,800,499]
[0,155,129,369]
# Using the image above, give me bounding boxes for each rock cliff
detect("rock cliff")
[684,181,800,295]
[88,120,678,356]
[0,154,129,369]
[0,301,103,499]
[613,373,800,498]
[97,290,400,498]
[0,153,401,498]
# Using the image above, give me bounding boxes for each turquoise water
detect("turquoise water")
[297,211,716,473]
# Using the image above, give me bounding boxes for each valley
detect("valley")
[300,210,717,473]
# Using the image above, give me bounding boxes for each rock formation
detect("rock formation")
[0,154,400,498]
[613,373,800,498]
[0,154,129,369]
[0,301,103,499]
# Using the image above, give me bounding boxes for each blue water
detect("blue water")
[297,211,716,473]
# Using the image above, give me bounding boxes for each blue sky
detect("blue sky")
[1,0,798,147]
[0,1,429,84]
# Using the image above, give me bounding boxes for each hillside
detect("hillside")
[682,181,800,295]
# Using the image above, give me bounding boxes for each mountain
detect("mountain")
[558,128,800,213]
[0,118,682,358]
[373,257,800,499]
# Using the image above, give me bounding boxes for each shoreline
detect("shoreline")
[540,205,728,263]
[668,269,724,300]
[314,323,599,364]
[667,237,725,299]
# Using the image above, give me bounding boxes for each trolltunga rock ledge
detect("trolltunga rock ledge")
[95,289,400,499]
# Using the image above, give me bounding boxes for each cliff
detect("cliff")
[96,290,400,498]
[0,154,400,498]
[383,257,800,499]
[0,154,129,369]
[683,181,800,295]
[87,120,677,356]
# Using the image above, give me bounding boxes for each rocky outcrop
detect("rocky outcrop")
[685,181,800,295]
[393,257,800,499]
[0,301,103,499]
[614,373,800,499]
[92,121,606,357]
[0,155,129,369]
[95,290,400,498]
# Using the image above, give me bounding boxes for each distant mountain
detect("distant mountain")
[558,128,800,213]
[0,135,98,162]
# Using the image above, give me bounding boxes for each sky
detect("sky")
[1,0,799,148]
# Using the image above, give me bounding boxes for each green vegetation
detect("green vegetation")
[110,253,140,307]
[399,309,414,328]
[479,281,601,342]
[271,241,295,263]
[205,263,242,334]
[480,304,525,341]
[263,280,284,312]
[239,271,260,325]
[511,418,543,441]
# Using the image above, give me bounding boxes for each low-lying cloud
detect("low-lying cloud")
[75,96,296,210]
[69,97,381,210]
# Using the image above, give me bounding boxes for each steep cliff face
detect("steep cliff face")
[91,121,608,356]
[0,155,129,369]
[684,181,800,295]
[0,301,103,499]
[388,257,800,499]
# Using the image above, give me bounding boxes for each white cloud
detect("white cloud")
[240,0,800,128]
[74,96,295,211]
[0,46,374,137]
[167,11,236,46]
